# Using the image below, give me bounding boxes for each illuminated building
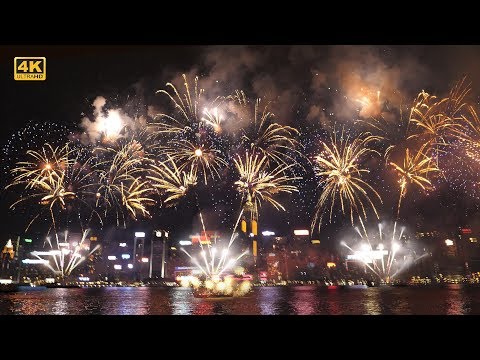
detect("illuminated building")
[457,227,480,273]
[1,239,15,278]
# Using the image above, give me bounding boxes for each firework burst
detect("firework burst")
[156,140,227,184]
[389,143,439,219]
[150,75,229,185]
[6,143,101,232]
[147,157,198,206]
[234,152,299,220]
[229,92,301,168]
[312,130,382,231]
[92,139,154,227]
[30,229,100,278]
[356,99,410,161]
[151,74,204,135]
[407,91,460,153]
[201,107,224,133]
[407,79,470,161]
[341,222,427,283]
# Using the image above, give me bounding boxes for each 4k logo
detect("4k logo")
[14,57,46,81]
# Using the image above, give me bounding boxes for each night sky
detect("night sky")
[2,45,480,245]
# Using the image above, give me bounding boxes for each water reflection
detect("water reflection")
[0,286,479,314]
[290,286,316,315]
[258,287,288,315]
[325,287,342,315]
[170,288,193,315]
[111,288,150,315]
[362,289,382,315]
[52,289,69,315]
[445,286,469,315]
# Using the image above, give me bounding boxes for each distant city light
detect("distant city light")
[327,262,336,268]
[119,243,127,247]
[22,259,49,264]
[294,229,309,236]
[445,239,454,246]
[58,242,69,247]
[311,239,321,244]
[121,254,130,259]
[24,238,32,243]
[135,232,146,238]
[78,277,90,282]
[127,264,133,269]
[45,278,55,284]
[114,264,122,270]
[164,231,169,238]
[179,240,192,246]
[262,231,275,236]
[141,257,149,263]
[170,247,177,250]
[155,231,162,237]
[32,251,60,256]
[108,256,117,260]
[0,279,12,284]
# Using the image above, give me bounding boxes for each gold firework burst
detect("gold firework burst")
[8,143,73,187]
[201,107,223,133]
[389,143,439,218]
[147,157,197,206]
[151,74,204,135]
[120,178,155,220]
[408,79,470,157]
[7,143,101,232]
[156,140,227,185]
[234,152,299,220]
[312,130,382,231]
[92,139,153,226]
[229,92,301,167]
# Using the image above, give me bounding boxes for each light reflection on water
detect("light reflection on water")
[1,285,480,315]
